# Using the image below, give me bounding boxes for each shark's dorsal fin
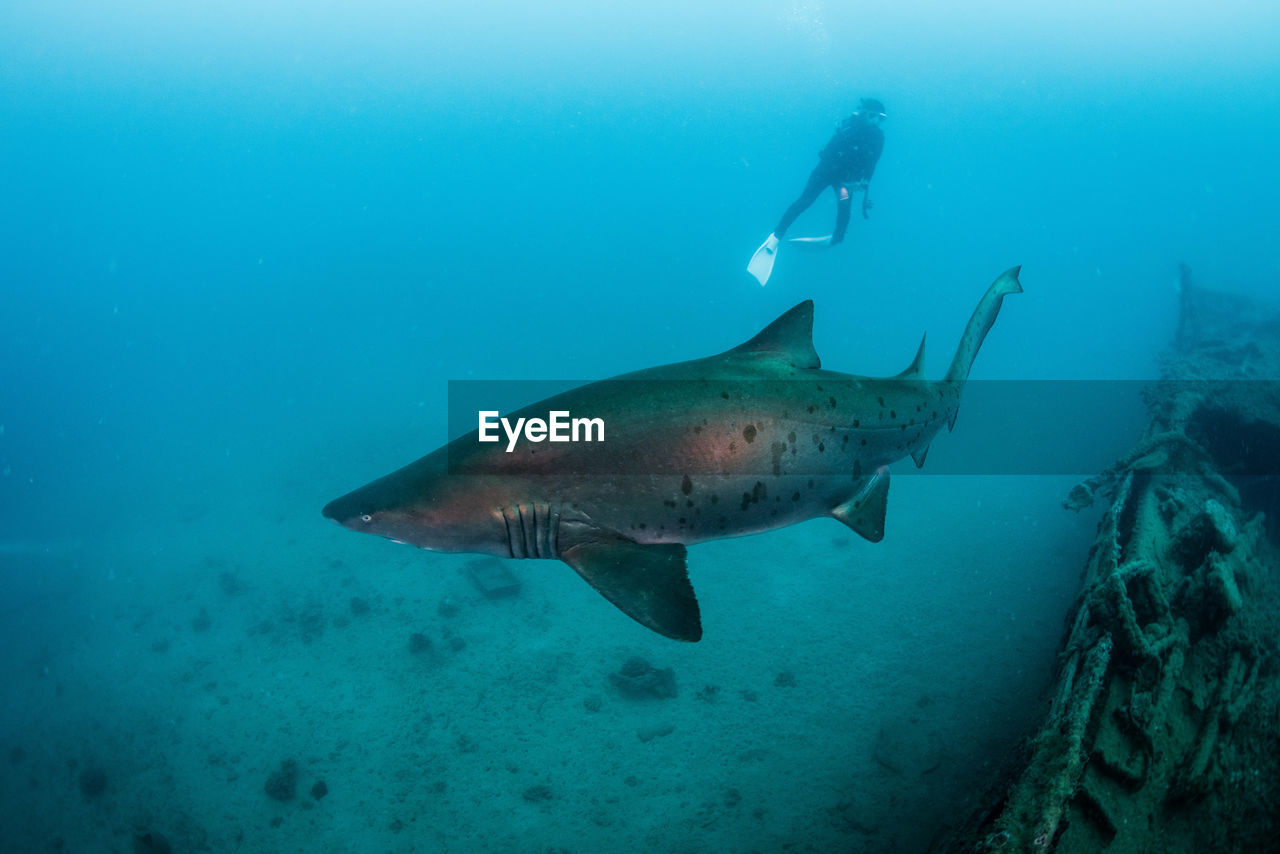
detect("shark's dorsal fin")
[728,300,821,369]
[893,333,927,379]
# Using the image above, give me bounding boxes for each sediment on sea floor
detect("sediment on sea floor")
[935,266,1280,853]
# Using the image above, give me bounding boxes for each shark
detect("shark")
[323,267,1023,641]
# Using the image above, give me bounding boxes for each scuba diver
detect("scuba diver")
[748,97,887,286]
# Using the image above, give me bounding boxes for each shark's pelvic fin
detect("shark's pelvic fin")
[561,537,702,642]
[831,472,890,542]
[727,301,821,370]
[894,333,927,380]
[911,444,930,468]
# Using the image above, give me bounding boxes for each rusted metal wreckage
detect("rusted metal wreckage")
[939,267,1280,853]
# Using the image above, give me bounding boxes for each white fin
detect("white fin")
[747,233,780,286]
[787,235,832,250]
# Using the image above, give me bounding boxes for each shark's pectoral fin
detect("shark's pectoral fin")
[831,472,890,542]
[561,536,702,642]
[911,443,930,468]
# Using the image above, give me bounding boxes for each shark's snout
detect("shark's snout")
[322,492,372,529]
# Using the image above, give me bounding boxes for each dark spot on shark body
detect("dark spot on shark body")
[743,424,757,443]
[681,474,693,495]
[770,441,786,476]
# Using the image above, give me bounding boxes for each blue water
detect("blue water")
[2,2,1278,852]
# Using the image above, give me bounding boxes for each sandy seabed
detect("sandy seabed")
[0,475,1095,854]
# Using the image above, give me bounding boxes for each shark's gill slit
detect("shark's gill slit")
[526,503,535,557]
[534,502,546,558]
[500,507,518,559]
[519,504,535,558]
[549,502,561,557]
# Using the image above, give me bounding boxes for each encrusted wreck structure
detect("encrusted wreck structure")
[940,267,1280,852]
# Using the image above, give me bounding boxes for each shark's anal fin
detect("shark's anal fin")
[561,537,702,642]
[831,472,890,542]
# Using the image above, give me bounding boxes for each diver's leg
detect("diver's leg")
[830,185,853,245]
[774,167,831,238]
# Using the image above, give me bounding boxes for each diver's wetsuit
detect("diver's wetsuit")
[774,115,884,245]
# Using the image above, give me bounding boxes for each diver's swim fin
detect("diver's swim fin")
[788,235,833,249]
[747,233,780,286]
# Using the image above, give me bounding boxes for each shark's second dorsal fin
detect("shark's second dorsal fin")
[893,333,927,379]
[728,300,821,369]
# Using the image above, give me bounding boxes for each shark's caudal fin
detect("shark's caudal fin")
[943,266,1023,429]
[945,267,1022,385]
[727,301,822,369]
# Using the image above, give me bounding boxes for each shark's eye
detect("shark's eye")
[361,514,372,523]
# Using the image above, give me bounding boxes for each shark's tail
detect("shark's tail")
[943,266,1023,429]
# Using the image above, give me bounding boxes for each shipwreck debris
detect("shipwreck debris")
[937,267,1280,853]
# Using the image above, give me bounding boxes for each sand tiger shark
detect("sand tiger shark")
[324,267,1022,641]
